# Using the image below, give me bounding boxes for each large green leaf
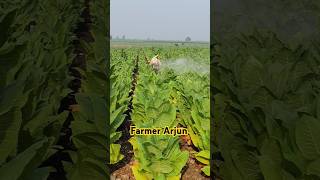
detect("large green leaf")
[0,107,22,164]
[295,115,320,160]
[66,158,107,180]
[306,158,320,177]
[0,81,25,115]
[195,150,210,165]
[0,139,49,180]
[73,93,107,134]
[259,155,282,180]
[149,161,174,174]
[110,144,124,164]
[0,9,16,46]
[202,166,210,176]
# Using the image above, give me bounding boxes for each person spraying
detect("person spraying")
[148,54,161,73]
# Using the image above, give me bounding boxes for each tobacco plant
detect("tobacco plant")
[214,31,320,180]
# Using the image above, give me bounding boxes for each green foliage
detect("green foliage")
[0,0,108,179]
[214,31,320,179]
[66,1,108,178]
[0,0,81,178]
[173,72,210,175]
[110,47,210,179]
[69,93,108,179]
[129,61,189,179]
[108,49,135,164]
[131,136,188,180]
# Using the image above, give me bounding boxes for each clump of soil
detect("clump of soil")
[181,157,210,180]
[111,162,135,180]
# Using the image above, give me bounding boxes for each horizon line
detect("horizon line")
[110,38,210,43]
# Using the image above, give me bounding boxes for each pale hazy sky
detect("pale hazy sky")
[111,0,210,41]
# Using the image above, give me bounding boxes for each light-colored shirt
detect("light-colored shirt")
[149,55,161,71]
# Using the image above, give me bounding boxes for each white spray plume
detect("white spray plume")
[160,58,209,75]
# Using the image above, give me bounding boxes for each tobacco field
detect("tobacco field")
[0,0,107,179]
[213,31,320,180]
[110,46,210,180]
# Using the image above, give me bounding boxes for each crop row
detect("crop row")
[0,1,107,179]
[110,49,136,164]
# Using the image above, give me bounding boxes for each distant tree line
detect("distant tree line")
[110,35,193,42]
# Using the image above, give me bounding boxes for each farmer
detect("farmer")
[148,54,161,73]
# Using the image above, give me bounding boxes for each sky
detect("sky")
[110,0,210,42]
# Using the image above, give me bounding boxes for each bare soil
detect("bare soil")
[180,135,210,180]
[112,162,135,180]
